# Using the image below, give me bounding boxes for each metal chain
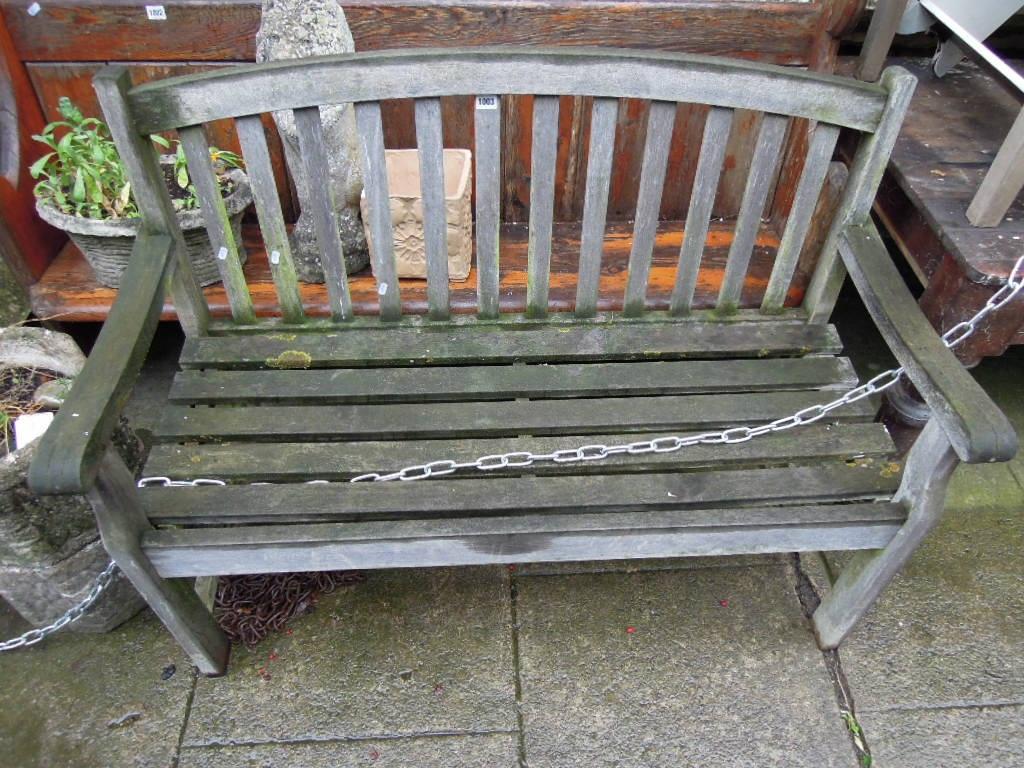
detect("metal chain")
[345,253,1024,483]
[133,253,1023,488]
[10,256,1015,653]
[0,561,118,652]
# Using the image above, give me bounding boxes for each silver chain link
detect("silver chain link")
[0,561,118,652]
[345,254,1023,483]
[135,253,1023,488]
[11,256,1015,653]
[346,256,1024,483]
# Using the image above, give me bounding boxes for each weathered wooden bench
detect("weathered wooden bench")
[29,48,1017,675]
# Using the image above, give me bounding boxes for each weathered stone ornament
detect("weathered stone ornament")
[0,327,144,632]
[255,0,370,282]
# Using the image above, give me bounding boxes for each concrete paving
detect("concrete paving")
[177,734,520,768]
[1,298,1022,766]
[856,705,1024,768]
[806,346,1024,768]
[185,567,516,747]
[515,563,854,767]
[0,605,194,768]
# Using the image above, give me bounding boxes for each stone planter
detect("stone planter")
[0,327,144,633]
[361,149,473,281]
[35,161,252,289]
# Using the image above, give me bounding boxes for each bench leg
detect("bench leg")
[812,419,959,649]
[86,449,230,676]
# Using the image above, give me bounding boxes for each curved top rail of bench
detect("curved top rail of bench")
[121,47,896,135]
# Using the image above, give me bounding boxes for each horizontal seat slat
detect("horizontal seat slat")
[144,423,895,483]
[142,502,907,577]
[141,463,899,526]
[179,322,844,369]
[168,356,858,405]
[154,390,876,443]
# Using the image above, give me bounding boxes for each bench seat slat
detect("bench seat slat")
[180,322,843,369]
[140,463,900,526]
[144,423,895,483]
[169,356,858,405]
[154,390,876,443]
[142,502,907,578]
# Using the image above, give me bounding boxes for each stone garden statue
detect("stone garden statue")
[256,0,370,281]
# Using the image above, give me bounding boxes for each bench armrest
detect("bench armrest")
[839,220,1018,463]
[28,232,174,494]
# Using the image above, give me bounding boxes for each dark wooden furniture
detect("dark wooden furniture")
[867,58,1024,421]
[2,0,866,317]
[28,48,1016,676]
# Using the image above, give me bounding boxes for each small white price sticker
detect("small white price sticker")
[145,5,167,21]
[475,95,498,111]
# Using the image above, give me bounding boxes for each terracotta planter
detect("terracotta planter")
[361,149,473,281]
[35,163,252,289]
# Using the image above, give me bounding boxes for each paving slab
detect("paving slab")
[813,459,1024,767]
[177,733,519,768]
[515,564,855,767]
[821,461,1024,711]
[859,705,1024,768]
[184,567,516,746]
[515,554,781,577]
[0,603,192,768]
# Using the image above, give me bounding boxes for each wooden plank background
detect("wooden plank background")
[9,0,861,237]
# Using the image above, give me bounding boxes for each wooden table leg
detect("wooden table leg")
[968,107,1024,227]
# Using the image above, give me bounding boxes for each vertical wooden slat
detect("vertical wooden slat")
[179,125,255,325]
[623,100,676,317]
[575,97,618,318]
[669,107,733,315]
[235,115,305,324]
[526,96,560,318]
[716,113,789,312]
[475,94,502,319]
[414,97,450,320]
[355,100,402,321]
[761,123,840,313]
[293,106,352,322]
[805,69,917,323]
[93,67,209,336]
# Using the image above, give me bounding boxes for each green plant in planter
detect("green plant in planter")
[29,96,243,219]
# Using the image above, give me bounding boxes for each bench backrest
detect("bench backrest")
[94,47,915,335]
